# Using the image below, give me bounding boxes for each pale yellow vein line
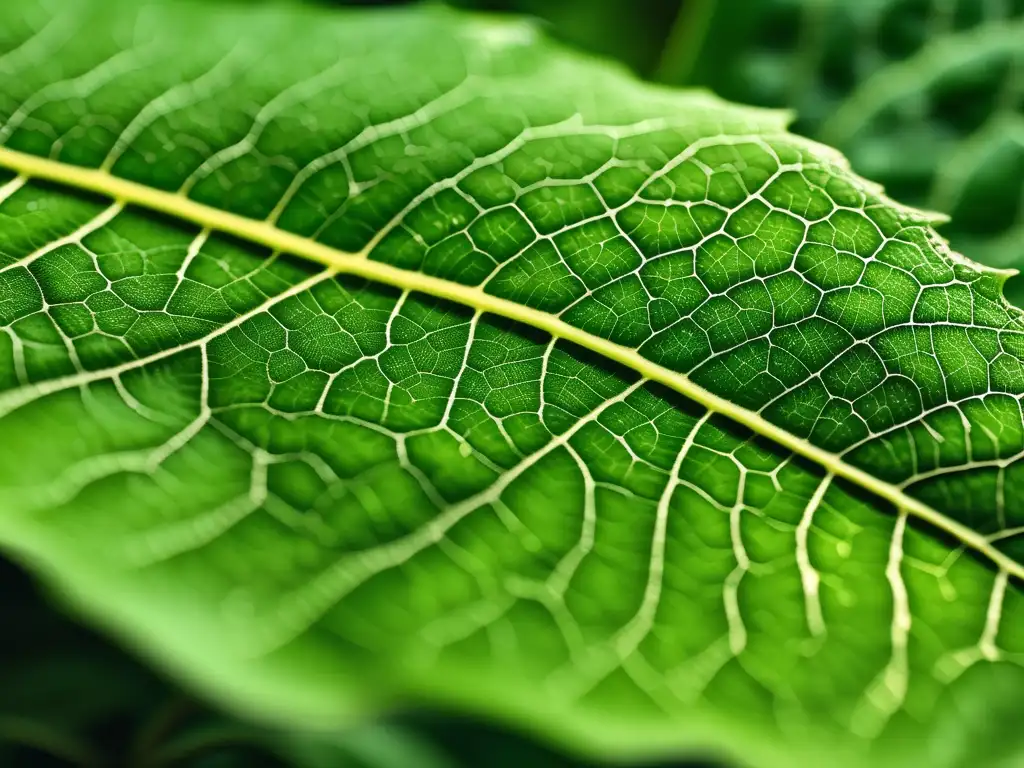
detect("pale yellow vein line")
[0,144,1021,583]
[796,473,831,639]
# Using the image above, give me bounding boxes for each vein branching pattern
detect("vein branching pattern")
[0,3,1022,767]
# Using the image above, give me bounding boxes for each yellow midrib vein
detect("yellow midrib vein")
[1,144,1021,582]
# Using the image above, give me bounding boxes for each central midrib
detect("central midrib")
[0,143,1020,581]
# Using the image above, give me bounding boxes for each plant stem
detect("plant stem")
[653,0,721,84]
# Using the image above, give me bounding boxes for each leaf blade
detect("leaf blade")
[0,2,1022,767]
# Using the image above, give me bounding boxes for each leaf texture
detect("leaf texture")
[0,2,1022,767]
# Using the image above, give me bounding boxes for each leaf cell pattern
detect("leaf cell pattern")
[0,3,1022,767]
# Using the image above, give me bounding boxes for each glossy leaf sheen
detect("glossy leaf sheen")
[0,2,1022,767]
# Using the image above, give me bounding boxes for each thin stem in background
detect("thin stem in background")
[653,0,719,83]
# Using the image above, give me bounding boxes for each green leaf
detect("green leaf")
[676,0,1024,306]
[0,2,1022,767]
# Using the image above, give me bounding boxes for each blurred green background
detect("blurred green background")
[4,0,1022,765]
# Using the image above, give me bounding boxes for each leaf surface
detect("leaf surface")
[0,2,1023,767]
